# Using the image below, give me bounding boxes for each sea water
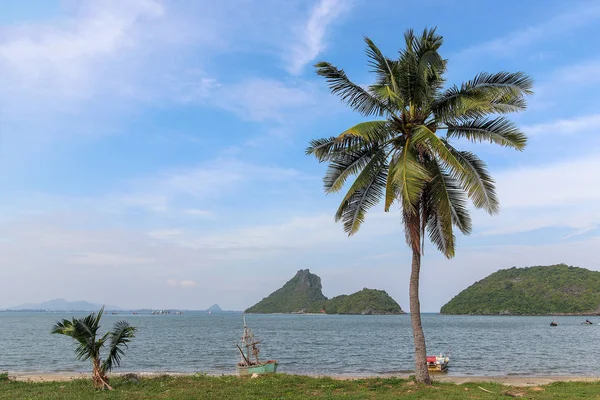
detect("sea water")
[0,312,597,376]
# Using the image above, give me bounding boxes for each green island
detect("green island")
[2,374,600,400]
[245,269,403,314]
[441,264,600,315]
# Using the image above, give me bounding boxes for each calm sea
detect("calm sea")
[0,312,597,376]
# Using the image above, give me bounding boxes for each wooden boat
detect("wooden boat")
[427,354,449,372]
[550,317,558,326]
[236,317,278,376]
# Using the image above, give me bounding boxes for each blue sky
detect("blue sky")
[1,0,600,311]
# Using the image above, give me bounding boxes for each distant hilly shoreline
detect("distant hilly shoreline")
[4,299,236,312]
[441,264,600,316]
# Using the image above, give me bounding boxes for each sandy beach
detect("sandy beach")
[8,372,600,387]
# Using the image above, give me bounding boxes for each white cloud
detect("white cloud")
[465,154,600,236]
[494,154,600,209]
[284,0,350,75]
[523,114,600,136]
[0,0,164,106]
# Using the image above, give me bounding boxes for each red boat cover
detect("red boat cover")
[426,356,437,363]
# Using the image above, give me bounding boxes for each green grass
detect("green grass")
[2,374,600,399]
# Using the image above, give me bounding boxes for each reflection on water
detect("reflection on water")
[0,312,597,376]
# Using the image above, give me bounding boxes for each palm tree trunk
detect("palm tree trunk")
[410,249,431,384]
[92,358,113,390]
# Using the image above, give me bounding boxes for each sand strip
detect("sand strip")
[7,372,600,387]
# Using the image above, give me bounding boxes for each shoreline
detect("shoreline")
[7,372,600,387]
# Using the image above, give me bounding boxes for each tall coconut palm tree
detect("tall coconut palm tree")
[306,28,532,384]
[51,306,137,390]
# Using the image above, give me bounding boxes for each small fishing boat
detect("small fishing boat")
[550,317,558,326]
[236,317,278,376]
[427,353,450,372]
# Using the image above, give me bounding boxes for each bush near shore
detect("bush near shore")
[2,374,600,399]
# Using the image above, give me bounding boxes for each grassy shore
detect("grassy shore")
[2,374,600,399]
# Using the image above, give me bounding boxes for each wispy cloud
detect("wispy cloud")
[0,0,164,108]
[211,79,320,122]
[459,3,600,58]
[284,0,351,75]
[167,279,198,288]
[471,154,600,236]
[523,114,600,136]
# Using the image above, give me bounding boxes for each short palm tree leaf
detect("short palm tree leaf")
[339,120,391,143]
[433,72,532,119]
[445,143,499,214]
[324,146,380,194]
[426,159,472,236]
[426,211,456,258]
[388,139,430,213]
[315,61,392,117]
[384,153,401,212]
[368,83,403,108]
[51,319,76,336]
[306,136,368,162]
[335,149,387,235]
[446,116,527,150]
[102,321,137,373]
[364,37,402,107]
[411,125,465,175]
[463,71,533,96]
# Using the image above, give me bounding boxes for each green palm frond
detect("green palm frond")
[445,116,527,150]
[364,37,402,107]
[388,139,431,213]
[426,159,472,236]
[306,136,368,162]
[464,71,533,96]
[102,321,137,373]
[433,71,533,119]
[324,147,380,193]
[315,62,392,117]
[339,120,391,142]
[335,149,388,235]
[445,143,499,214]
[411,125,464,175]
[51,319,75,336]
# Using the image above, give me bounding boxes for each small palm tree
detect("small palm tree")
[307,28,532,383]
[51,306,137,390]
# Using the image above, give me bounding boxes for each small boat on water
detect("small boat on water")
[427,354,449,372]
[550,317,558,326]
[236,317,278,376]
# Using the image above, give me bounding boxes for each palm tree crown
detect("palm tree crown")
[307,28,532,256]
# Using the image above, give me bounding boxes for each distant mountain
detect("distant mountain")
[245,269,328,313]
[441,264,600,315]
[207,304,223,312]
[8,298,120,311]
[245,270,404,314]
